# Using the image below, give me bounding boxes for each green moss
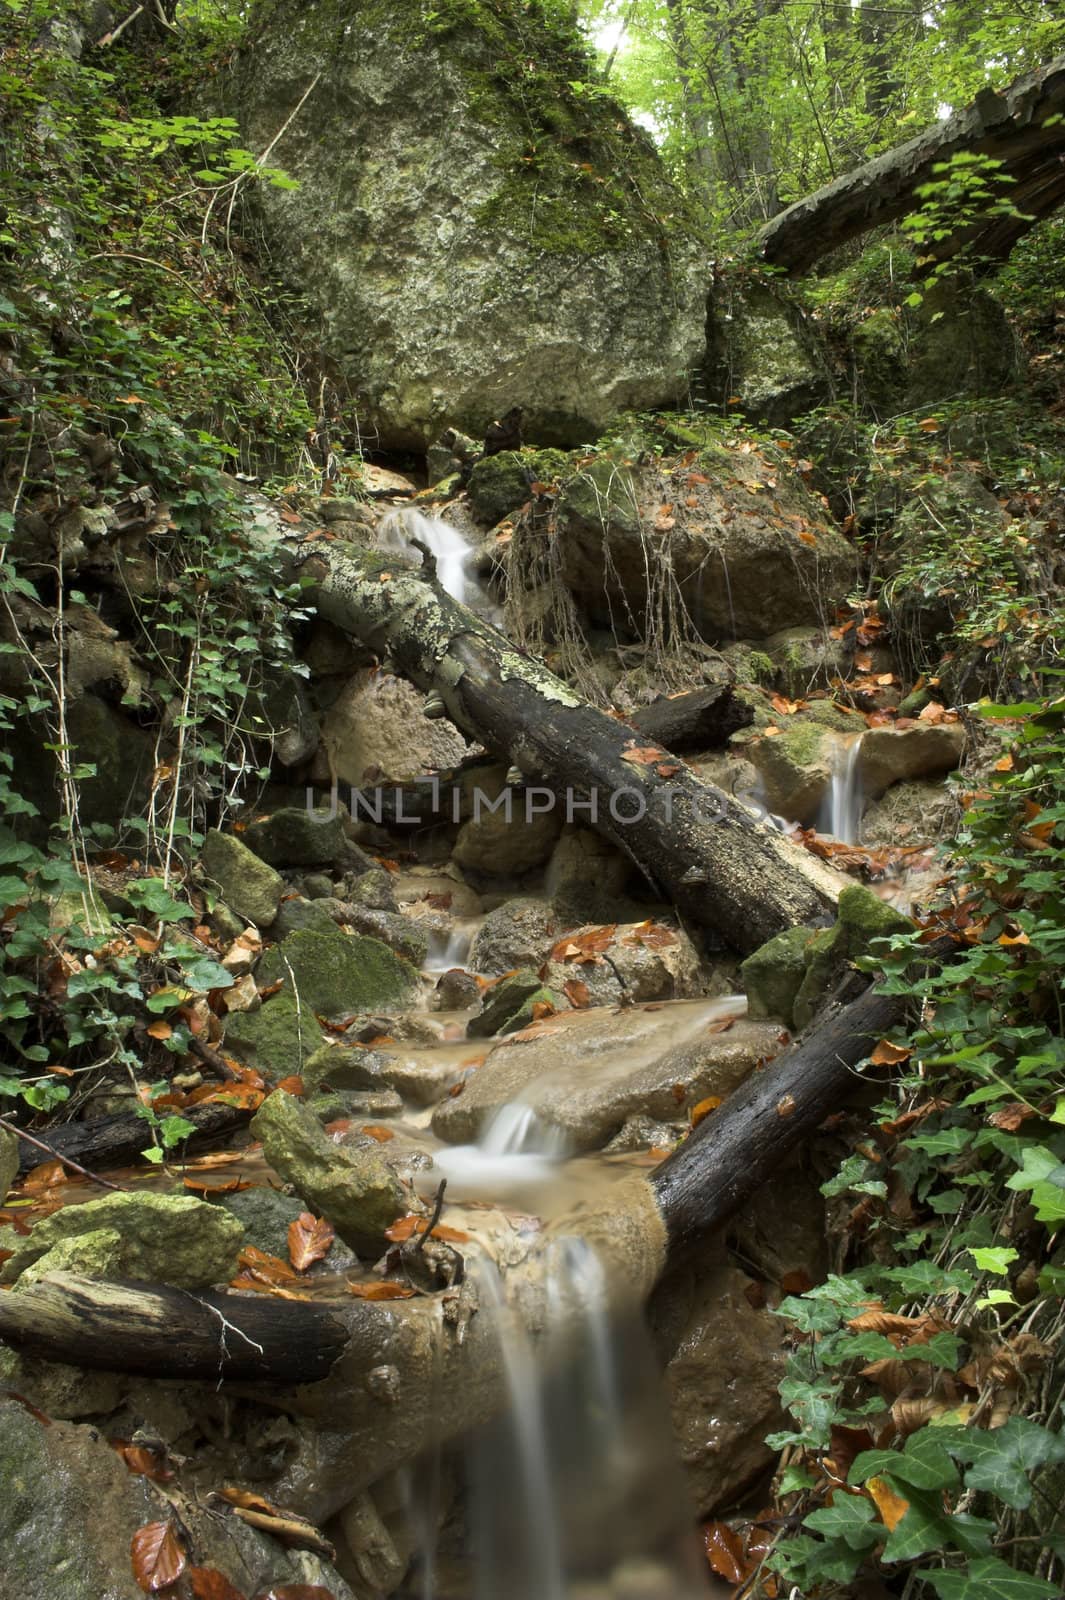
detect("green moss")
[3,1194,244,1290]
[793,886,913,1029]
[223,992,308,1080]
[741,925,815,1028]
[467,447,571,526]
[255,927,419,1018]
[747,651,775,685]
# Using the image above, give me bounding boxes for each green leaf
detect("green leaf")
[124,878,191,922]
[803,1493,880,1550]
[882,1489,993,1563]
[948,1417,1065,1510]
[179,955,234,993]
[919,1556,1061,1599]
[968,1247,1018,1275]
[851,1431,959,1492]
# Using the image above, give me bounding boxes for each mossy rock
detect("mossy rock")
[741,925,816,1028]
[556,458,641,536]
[0,1125,18,1202]
[201,829,284,929]
[218,1187,309,1259]
[467,448,571,526]
[2,1193,244,1291]
[250,1089,405,1254]
[255,928,420,1019]
[223,993,310,1080]
[467,968,563,1037]
[242,807,368,873]
[792,885,913,1030]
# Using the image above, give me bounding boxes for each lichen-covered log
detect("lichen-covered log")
[759,51,1065,275]
[279,533,840,954]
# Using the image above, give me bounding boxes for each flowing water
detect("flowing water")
[818,733,864,844]
[378,508,484,610]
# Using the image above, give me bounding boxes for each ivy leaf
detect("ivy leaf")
[803,1492,880,1550]
[919,1556,1061,1599]
[850,1431,959,1492]
[882,1489,994,1564]
[968,1247,1019,1275]
[948,1417,1065,1510]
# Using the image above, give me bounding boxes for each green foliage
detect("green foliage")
[768,690,1065,1599]
[902,153,1027,307]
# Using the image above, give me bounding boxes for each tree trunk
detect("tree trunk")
[280,535,839,955]
[13,1100,252,1175]
[758,50,1065,274]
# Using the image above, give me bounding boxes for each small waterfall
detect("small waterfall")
[819,733,864,843]
[424,924,475,974]
[430,1099,570,1195]
[377,508,478,608]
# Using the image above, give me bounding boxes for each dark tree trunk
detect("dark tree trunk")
[759,50,1065,274]
[14,1100,252,1175]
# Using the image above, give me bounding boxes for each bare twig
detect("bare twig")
[0,1118,126,1192]
[96,6,144,47]
[413,1179,447,1255]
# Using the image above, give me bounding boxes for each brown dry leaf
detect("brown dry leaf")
[275,1075,305,1096]
[780,1269,814,1296]
[531,999,556,1021]
[549,925,616,962]
[562,978,591,1009]
[131,1520,187,1593]
[655,762,680,778]
[187,1081,265,1112]
[111,1440,173,1483]
[384,1214,470,1245]
[798,530,818,546]
[870,1039,912,1066]
[621,743,666,767]
[288,1213,336,1273]
[20,1160,72,1194]
[183,1175,255,1196]
[827,1424,875,1484]
[187,1569,247,1600]
[252,1587,337,1600]
[623,919,678,951]
[360,1124,395,1142]
[236,1244,301,1285]
[770,694,801,716]
[690,1096,721,1127]
[866,1474,910,1531]
[222,1496,335,1562]
[705,1017,735,1035]
[998,930,1030,947]
[776,1093,797,1117]
[348,1280,418,1300]
[918,417,940,432]
[849,1309,927,1337]
[891,1395,943,1435]
[988,1101,1035,1130]
[702,1521,750,1584]
[994,754,1015,772]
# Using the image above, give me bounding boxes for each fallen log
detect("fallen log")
[759,51,1065,275]
[627,685,753,753]
[14,1099,252,1175]
[0,1272,349,1382]
[279,534,839,954]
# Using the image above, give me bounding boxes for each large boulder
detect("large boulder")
[704,279,829,426]
[231,0,707,447]
[320,670,470,786]
[550,440,855,642]
[255,926,421,1019]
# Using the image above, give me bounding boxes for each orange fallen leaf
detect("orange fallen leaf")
[867,1474,910,1531]
[870,1039,912,1066]
[289,1213,335,1272]
[361,1124,395,1142]
[347,1281,418,1299]
[131,1520,187,1593]
[702,1521,750,1584]
[187,1568,247,1600]
[111,1440,173,1483]
[776,1094,797,1117]
[275,1076,305,1096]
[182,1175,255,1196]
[384,1214,470,1245]
[690,1096,721,1127]
[562,978,591,1009]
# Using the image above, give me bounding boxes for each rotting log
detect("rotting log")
[627,685,753,753]
[759,51,1065,276]
[276,534,840,954]
[0,1272,349,1382]
[14,1100,252,1175]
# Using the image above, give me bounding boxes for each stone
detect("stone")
[741,924,817,1028]
[764,625,852,698]
[247,676,319,767]
[860,777,958,847]
[467,898,557,976]
[452,773,563,878]
[7,694,154,836]
[306,1087,404,1125]
[858,721,966,798]
[255,927,420,1019]
[542,921,704,1006]
[729,1159,828,1287]
[0,1123,18,1201]
[745,718,838,823]
[603,1115,680,1153]
[652,1250,786,1515]
[433,1004,781,1152]
[320,669,470,786]
[201,829,284,929]
[345,867,399,912]
[704,280,829,426]
[272,896,340,940]
[250,1089,406,1254]
[466,448,570,526]
[231,0,706,448]
[2,1193,244,1291]
[467,969,560,1038]
[554,443,854,643]
[430,968,482,1011]
[906,283,1022,410]
[219,1186,311,1258]
[243,807,370,874]
[546,827,630,924]
[223,994,312,1080]
[792,884,912,1030]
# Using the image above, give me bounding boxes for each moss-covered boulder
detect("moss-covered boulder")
[222,992,311,1079]
[792,885,912,1030]
[704,279,830,426]
[242,807,369,874]
[2,1193,244,1291]
[746,719,838,823]
[251,1089,405,1254]
[255,927,420,1018]
[230,0,706,448]
[741,925,816,1028]
[0,1124,18,1202]
[467,448,571,526]
[468,969,563,1038]
[201,829,284,929]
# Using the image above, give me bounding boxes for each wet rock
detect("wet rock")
[256,926,420,1019]
[653,1249,786,1515]
[0,1124,18,1201]
[307,1086,404,1125]
[543,920,703,1006]
[346,866,400,912]
[2,1193,244,1291]
[243,806,370,874]
[745,719,837,823]
[860,777,957,847]
[729,1159,828,1287]
[467,898,557,976]
[231,0,705,449]
[332,903,430,968]
[218,1186,308,1258]
[859,721,966,798]
[792,884,912,1030]
[302,1044,394,1096]
[434,1005,781,1152]
[452,773,563,878]
[467,969,562,1038]
[741,924,816,1028]
[553,442,854,642]
[765,625,851,698]
[467,448,570,526]
[302,1041,458,1108]
[251,1089,406,1254]
[603,1115,680,1153]
[321,668,470,785]
[430,968,482,1011]
[201,829,284,929]
[223,993,310,1080]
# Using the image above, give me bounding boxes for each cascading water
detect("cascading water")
[425,925,476,973]
[378,508,482,609]
[819,733,864,843]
